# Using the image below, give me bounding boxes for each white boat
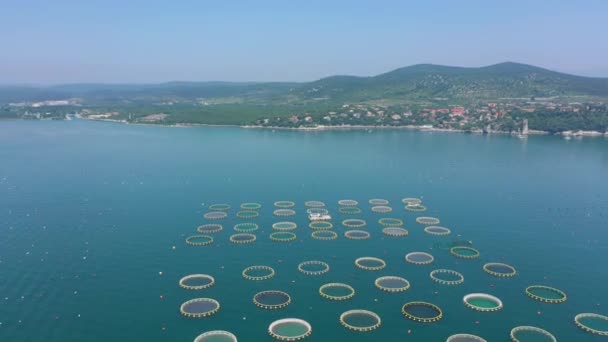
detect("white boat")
[309,213,332,221]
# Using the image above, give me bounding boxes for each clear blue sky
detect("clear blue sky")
[1,0,607,84]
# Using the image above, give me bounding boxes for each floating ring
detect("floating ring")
[253,290,291,310]
[338,199,358,207]
[242,265,275,281]
[240,202,261,210]
[311,230,338,240]
[319,283,355,301]
[510,326,557,341]
[483,263,517,277]
[424,226,451,236]
[179,274,215,290]
[378,217,403,227]
[382,227,409,237]
[339,310,381,332]
[371,206,392,214]
[451,246,480,259]
[208,204,231,211]
[304,201,325,208]
[273,221,297,231]
[308,221,333,230]
[430,269,464,285]
[274,209,296,217]
[193,330,237,342]
[463,293,503,312]
[446,334,487,342]
[307,208,329,215]
[237,210,259,219]
[401,198,422,205]
[230,233,256,244]
[180,298,220,318]
[344,230,370,240]
[203,211,227,220]
[574,313,608,336]
[186,235,214,246]
[197,223,223,233]
[416,217,440,225]
[298,261,330,275]
[375,276,410,292]
[339,207,361,214]
[405,204,427,212]
[405,252,434,265]
[270,231,296,242]
[234,222,259,232]
[525,285,567,304]
[369,199,389,205]
[274,201,295,208]
[355,257,386,271]
[342,219,366,228]
[268,318,312,341]
[401,302,443,323]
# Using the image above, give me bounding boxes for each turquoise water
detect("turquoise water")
[1,119,607,341]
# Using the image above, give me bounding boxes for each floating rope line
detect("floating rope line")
[298,261,330,275]
[253,290,291,310]
[382,227,409,237]
[204,211,228,220]
[270,231,296,242]
[339,207,361,214]
[193,330,237,342]
[273,221,297,231]
[234,222,259,232]
[268,318,312,341]
[574,313,608,336]
[374,276,410,293]
[424,226,451,236]
[274,201,295,208]
[230,233,256,244]
[338,199,358,207]
[242,265,275,281]
[430,269,464,285]
[308,221,333,230]
[405,252,435,265]
[319,283,355,301]
[401,302,443,323]
[450,246,480,259]
[237,210,259,219]
[179,274,215,290]
[185,235,214,246]
[208,204,231,211]
[180,298,220,318]
[311,230,338,240]
[510,326,557,342]
[355,257,386,271]
[339,310,381,332]
[197,223,223,233]
[524,285,567,304]
[344,230,370,240]
[378,217,403,227]
[463,293,503,312]
[483,263,517,277]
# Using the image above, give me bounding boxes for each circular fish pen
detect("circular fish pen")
[274,201,295,208]
[186,235,214,246]
[416,216,440,225]
[371,205,392,214]
[424,226,451,236]
[401,302,443,323]
[369,198,389,206]
[268,318,312,341]
[179,274,215,290]
[304,200,325,208]
[197,223,223,233]
[253,290,291,310]
[298,261,330,275]
[374,276,410,293]
[463,293,503,312]
[525,285,567,304]
[355,257,386,271]
[446,334,487,342]
[338,199,358,207]
[193,330,237,342]
[510,326,557,342]
[273,222,298,231]
[204,211,228,220]
[574,313,608,336]
[306,208,329,215]
[311,230,338,240]
[208,204,231,211]
[430,269,464,285]
[274,209,296,217]
[344,230,371,240]
[237,210,259,219]
[240,202,262,210]
[483,262,517,277]
[270,231,297,242]
[402,197,422,205]
[230,233,257,244]
[342,219,367,228]
[242,265,275,281]
[451,246,480,259]
[234,222,259,232]
[319,283,355,301]
[339,310,381,332]
[378,217,403,227]
[308,221,333,230]
[405,252,435,265]
[405,204,427,212]
[382,227,409,237]
[180,298,220,318]
[339,207,361,215]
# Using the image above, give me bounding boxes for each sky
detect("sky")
[1,0,608,84]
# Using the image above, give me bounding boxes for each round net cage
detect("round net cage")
[344,230,371,240]
[242,265,275,281]
[402,197,422,205]
[338,199,358,207]
[525,285,567,304]
[186,235,214,246]
[208,204,231,211]
[298,261,330,275]
[308,221,333,230]
[416,216,440,225]
[311,230,338,240]
[510,326,557,342]
[197,223,223,233]
[306,208,329,215]
[253,290,292,310]
[401,302,443,323]
[574,313,608,336]
[424,226,451,236]
[270,231,297,242]
[230,233,257,244]
[204,211,228,220]
[430,269,464,285]
[405,252,435,265]
[304,201,325,208]
[463,293,503,312]
[369,198,389,206]
[378,217,403,227]
[355,257,386,271]
[375,276,411,293]
[237,210,259,219]
[483,263,517,277]
[180,298,221,318]
[405,204,427,212]
[451,246,480,259]
[179,274,215,290]
[339,207,361,215]
[371,205,392,214]
[193,330,238,342]
[382,227,409,237]
[273,221,298,231]
[342,219,367,228]
[339,310,381,332]
[274,201,295,208]
[274,209,296,217]
[268,318,312,341]
[234,222,259,232]
[319,283,355,301]
[446,334,487,342]
[240,202,262,210]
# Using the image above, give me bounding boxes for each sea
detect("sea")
[1,119,607,341]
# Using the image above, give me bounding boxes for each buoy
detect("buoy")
[158,271,163,276]
[171,246,176,250]
[160,295,164,299]
[408,329,412,334]
[475,321,480,325]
